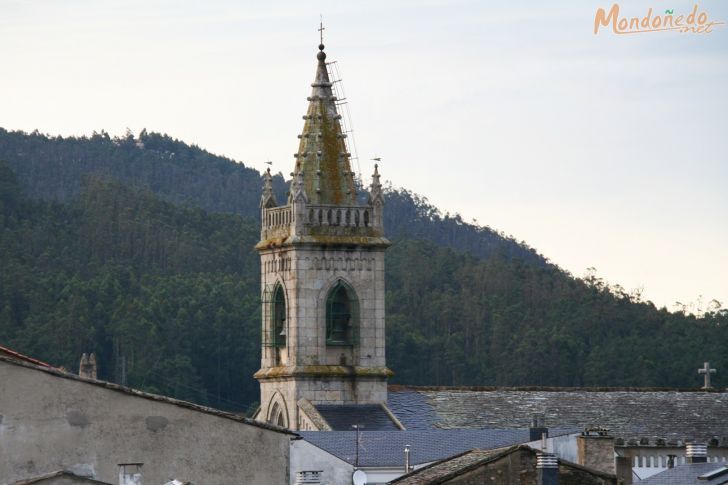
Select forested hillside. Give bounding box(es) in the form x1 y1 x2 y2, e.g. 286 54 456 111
0 167 262 410
0 128 542 264
386 240 728 388
1 130 727 413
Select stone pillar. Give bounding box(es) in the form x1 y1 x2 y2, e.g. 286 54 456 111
577 430 616 475
79 353 97 380
616 456 632 485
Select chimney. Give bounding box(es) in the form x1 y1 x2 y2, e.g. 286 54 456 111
686 443 708 463
118 463 143 485
404 445 412 473
616 456 633 485
537 452 559 485
530 414 549 442
577 428 616 475
79 352 98 379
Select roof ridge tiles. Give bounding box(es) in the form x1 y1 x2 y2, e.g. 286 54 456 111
388 384 727 393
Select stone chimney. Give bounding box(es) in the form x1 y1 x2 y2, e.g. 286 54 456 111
686 443 708 464
577 428 615 475
79 352 98 379
537 452 559 485
615 456 633 485
118 463 142 485
530 414 549 442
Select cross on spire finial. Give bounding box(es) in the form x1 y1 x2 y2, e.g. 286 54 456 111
318 15 325 45
698 361 717 389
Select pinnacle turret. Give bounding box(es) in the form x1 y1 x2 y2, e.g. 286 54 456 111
368 164 383 205
291 169 308 204
260 168 277 208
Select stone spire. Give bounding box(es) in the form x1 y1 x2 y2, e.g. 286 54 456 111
293 43 357 206
260 168 277 208
368 164 383 205
368 163 384 229
291 168 308 204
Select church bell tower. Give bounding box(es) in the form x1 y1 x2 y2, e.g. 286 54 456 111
254 42 392 431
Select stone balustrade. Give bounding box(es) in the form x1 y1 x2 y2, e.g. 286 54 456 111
261 205 294 241
306 204 374 229
264 206 293 230
261 203 383 241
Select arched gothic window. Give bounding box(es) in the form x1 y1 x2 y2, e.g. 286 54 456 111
272 284 286 347
326 281 357 345
269 401 287 427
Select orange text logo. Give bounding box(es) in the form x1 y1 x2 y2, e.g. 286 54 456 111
594 3 725 34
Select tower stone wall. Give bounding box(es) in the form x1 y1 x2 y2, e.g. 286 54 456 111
254 43 390 430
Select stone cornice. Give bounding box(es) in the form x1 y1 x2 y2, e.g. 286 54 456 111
255 235 391 251
254 365 393 380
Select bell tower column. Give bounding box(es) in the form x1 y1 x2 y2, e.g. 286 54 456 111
254 43 392 431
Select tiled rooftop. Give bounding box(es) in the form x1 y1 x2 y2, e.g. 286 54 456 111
636 463 728 484
388 447 509 484
299 428 576 467
388 386 728 442
314 404 400 431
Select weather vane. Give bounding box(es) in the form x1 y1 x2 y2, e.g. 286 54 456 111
319 15 325 44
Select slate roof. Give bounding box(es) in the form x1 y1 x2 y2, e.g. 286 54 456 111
636 463 728 484
314 404 401 431
389 447 507 484
298 427 576 467
390 445 616 485
388 386 728 442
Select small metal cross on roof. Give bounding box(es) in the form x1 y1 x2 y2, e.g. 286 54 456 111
698 361 717 389
319 15 325 44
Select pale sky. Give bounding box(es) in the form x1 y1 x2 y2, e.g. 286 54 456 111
1 0 726 311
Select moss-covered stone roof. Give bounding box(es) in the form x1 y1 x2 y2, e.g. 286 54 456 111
292 44 357 206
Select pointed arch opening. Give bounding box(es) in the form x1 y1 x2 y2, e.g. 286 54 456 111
326 280 359 346
267 394 289 428
272 283 287 347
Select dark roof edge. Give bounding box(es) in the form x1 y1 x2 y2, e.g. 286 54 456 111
0 344 55 368
381 402 407 430
10 470 111 485
298 398 332 431
0 355 297 436
390 445 618 484
389 445 516 484
389 384 727 393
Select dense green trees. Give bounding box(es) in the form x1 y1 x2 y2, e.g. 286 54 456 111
0 128 542 264
1 129 726 414
0 171 263 411
385 239 728 388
